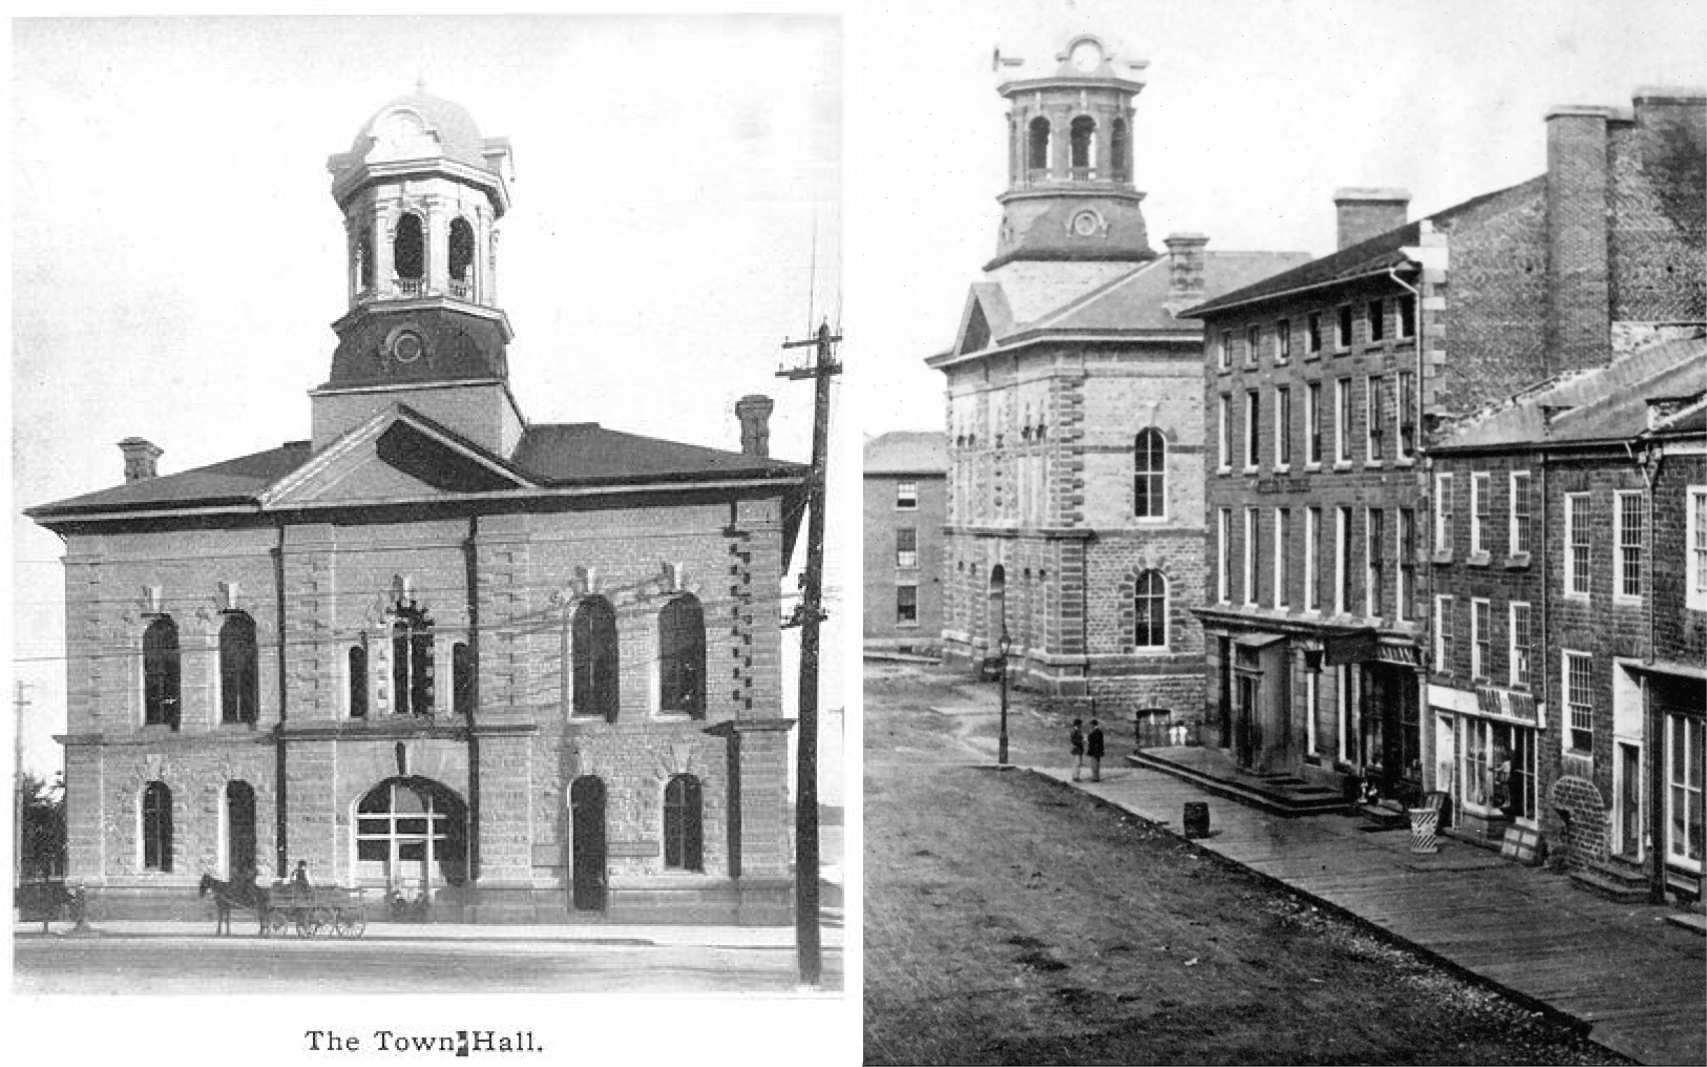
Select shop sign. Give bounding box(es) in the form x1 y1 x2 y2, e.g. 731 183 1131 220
1476 685 1543 727
1324 630 1377 665
1377 642 1421 666
1256 476 1312 494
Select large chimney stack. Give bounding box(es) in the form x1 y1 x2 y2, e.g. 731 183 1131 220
1164 232 1209 313
1333 187 1410 250
1544 104 1616 377
119 437 163 482
735 395 774 457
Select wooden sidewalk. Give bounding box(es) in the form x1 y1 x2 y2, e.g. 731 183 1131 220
1032 763 1707 1066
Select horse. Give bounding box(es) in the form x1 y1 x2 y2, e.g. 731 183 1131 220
199 872 269 936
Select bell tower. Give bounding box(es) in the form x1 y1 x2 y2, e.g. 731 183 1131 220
311 85 525 456
987 34 1155 285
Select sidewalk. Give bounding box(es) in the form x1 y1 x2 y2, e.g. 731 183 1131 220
1029 761 1705 1067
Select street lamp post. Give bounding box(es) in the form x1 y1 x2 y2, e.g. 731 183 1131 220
997 630 1012 766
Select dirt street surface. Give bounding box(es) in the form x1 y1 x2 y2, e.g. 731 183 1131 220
864 661 1630 1066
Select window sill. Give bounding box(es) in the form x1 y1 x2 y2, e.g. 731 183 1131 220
1394 456 1416 467
1364 459 1385 469
1466 553 1491 568
895 621 920 630
1304 351 1322 363
1432 550 1454 565
1333 461 1353 472
1613 595 1644 607
1305 462 1322 473
1272 465 1291 475
1504 553 1531 570
1243 466 1260 476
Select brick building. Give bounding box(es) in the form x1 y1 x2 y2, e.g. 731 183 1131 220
28 90 807 924
925 32 1306 716
1185 87 1705 810
1432 334 1705 900
863 431 948 654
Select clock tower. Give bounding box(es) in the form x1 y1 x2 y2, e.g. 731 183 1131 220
987 34 1155 289
312 86 523 455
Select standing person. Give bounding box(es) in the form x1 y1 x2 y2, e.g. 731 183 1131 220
291 860 311 891
1087 719 1105 782
1070 718 1086 781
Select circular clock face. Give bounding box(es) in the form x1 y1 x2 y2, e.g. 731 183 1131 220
1070 39 1103 73
390 329 424 363
1072 211 1100 236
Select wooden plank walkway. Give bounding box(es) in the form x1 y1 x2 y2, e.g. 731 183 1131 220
1032 763 1706 1066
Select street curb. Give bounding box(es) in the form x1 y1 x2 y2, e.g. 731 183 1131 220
1016 767 1617 1053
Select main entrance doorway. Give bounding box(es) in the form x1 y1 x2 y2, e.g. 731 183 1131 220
354 777 467 901
570 776 608 912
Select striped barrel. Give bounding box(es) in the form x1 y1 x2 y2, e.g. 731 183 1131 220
1408 808 1440 854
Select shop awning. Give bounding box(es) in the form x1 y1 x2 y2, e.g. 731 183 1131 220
1233 632 1288 650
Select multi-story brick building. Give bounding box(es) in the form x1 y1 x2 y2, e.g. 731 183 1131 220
28 89 807 925
1185 87 1705 809
863 432 947 654
926 32 1306 717
1432 334 1705 900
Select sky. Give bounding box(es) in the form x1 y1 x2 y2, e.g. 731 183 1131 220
853 0 1707 436
9 14 845 782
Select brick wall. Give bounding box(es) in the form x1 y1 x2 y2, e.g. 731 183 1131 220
863 472 947 647
1653 452 1707 664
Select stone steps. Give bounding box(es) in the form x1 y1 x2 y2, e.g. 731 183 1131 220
1569 862 1655 904
1128 750 1350 817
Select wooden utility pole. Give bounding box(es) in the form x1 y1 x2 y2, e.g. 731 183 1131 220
14 681 31 883
778 319 841 987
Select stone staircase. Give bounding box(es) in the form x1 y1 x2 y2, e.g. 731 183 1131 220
1569 860 1656 904
1128 748 1349 817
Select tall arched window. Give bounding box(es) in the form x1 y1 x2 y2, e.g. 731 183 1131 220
452 641 473 717
663 774 704 871
1134 428 1167 519
354 777 467 890
225 781 256 877
142 617 181 729
659 595 705 718
394 212 425 287
391 602 434 716
1070 116 1096 175
219 612 258 724
573 597 619 721
142 781 173 872
448 218 475 296
1111 118 1130 181
1136 571 1168 648
348 643 369 719
1027 117 1051 174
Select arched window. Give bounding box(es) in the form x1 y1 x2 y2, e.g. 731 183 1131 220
225 781 256 878
394 212 425 286
663 774 704 871
1111 118 1130 181
448 218 475 296
452 641 473 717
573 597 619 721
142 617 180 729
142 781 173 872
659 595 705 718
354 777 467 890
1136 571 1168 648
219 612 258 724
356 229 375 293
391 602 434 716
1070 116 1096 175
348 643 369 719
1027 117 1050 174
1134 429 1166 519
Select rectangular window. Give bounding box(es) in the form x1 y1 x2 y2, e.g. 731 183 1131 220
1367 299 1385 343
895 527 918 569
1471 598 1491 681
896 480 918 509
1397 371 1416 459
1218 330 1232 370
1337 665 1353 762
1335 506 1351 615
1692 488 1707 611
1566 492 1591 596
1398 508 1417 620
1434 473 1454 554
1616 491 1644 599
1366 375 1385 461
1510 602 1532 688
1307 311 1322 355
1275 507 1291 609
1306 381 1322 466
1275 386 1292 469
1335 379 1351 463
1218 508 1231 604
1245 390 1260 470
1565 651 1593 753
1367 509 1384 619
1666 714 1703 868
896 585 918 625
1244 508 1260 607
1276 319 1292 363
1305 668 1320 756
1436 596 1454 674
1335 305 1353 350
1246 324 1261 366
1398 292 1416 338
1218 395 1232 472
1471 473 1490 556
1305 507 1322 612
1510 471 1532 556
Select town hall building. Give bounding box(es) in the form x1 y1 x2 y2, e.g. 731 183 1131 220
29 89 807 924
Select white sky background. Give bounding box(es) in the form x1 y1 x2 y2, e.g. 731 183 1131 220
854 0 1707 437
9 15 845 782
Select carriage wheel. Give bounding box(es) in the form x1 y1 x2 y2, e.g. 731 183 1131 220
334 909 367 939
295 907 323 938
266 908 289 936
313 906 337 937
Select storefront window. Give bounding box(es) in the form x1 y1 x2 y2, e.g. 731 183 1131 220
1669 714 1703 871
1458 718 1537 823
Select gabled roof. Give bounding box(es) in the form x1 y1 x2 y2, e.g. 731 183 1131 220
864 431 948 476
511 423 803 485
1029 251 1313 334
1184 176 1546 318
26 441 315 516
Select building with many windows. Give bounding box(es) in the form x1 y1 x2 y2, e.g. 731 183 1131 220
863 432 948 654
926 32 1306 716
28 89 807 924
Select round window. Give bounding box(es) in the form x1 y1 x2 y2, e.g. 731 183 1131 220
1072 211 1100 236
391 330 424 363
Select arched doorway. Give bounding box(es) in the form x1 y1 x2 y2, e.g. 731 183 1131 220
353 777 467 900
225 781 256 877
570 777 607 912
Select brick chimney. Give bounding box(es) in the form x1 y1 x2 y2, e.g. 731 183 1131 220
1163 232 1209 312
119 437 163 482
734 395 774 457
1333 188 1410 250
1544 105 1617 377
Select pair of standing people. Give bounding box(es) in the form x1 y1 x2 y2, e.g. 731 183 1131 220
1069 718 1104 782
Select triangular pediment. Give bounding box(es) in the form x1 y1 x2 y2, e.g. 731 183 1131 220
953 283 1014 356
260 406 534 508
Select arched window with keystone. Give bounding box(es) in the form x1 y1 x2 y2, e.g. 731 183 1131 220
142 616 181 729
658 594 706 718
219 611 258 724
1134 428 1167 519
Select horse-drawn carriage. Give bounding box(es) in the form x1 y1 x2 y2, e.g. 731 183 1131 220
200 873 367 938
